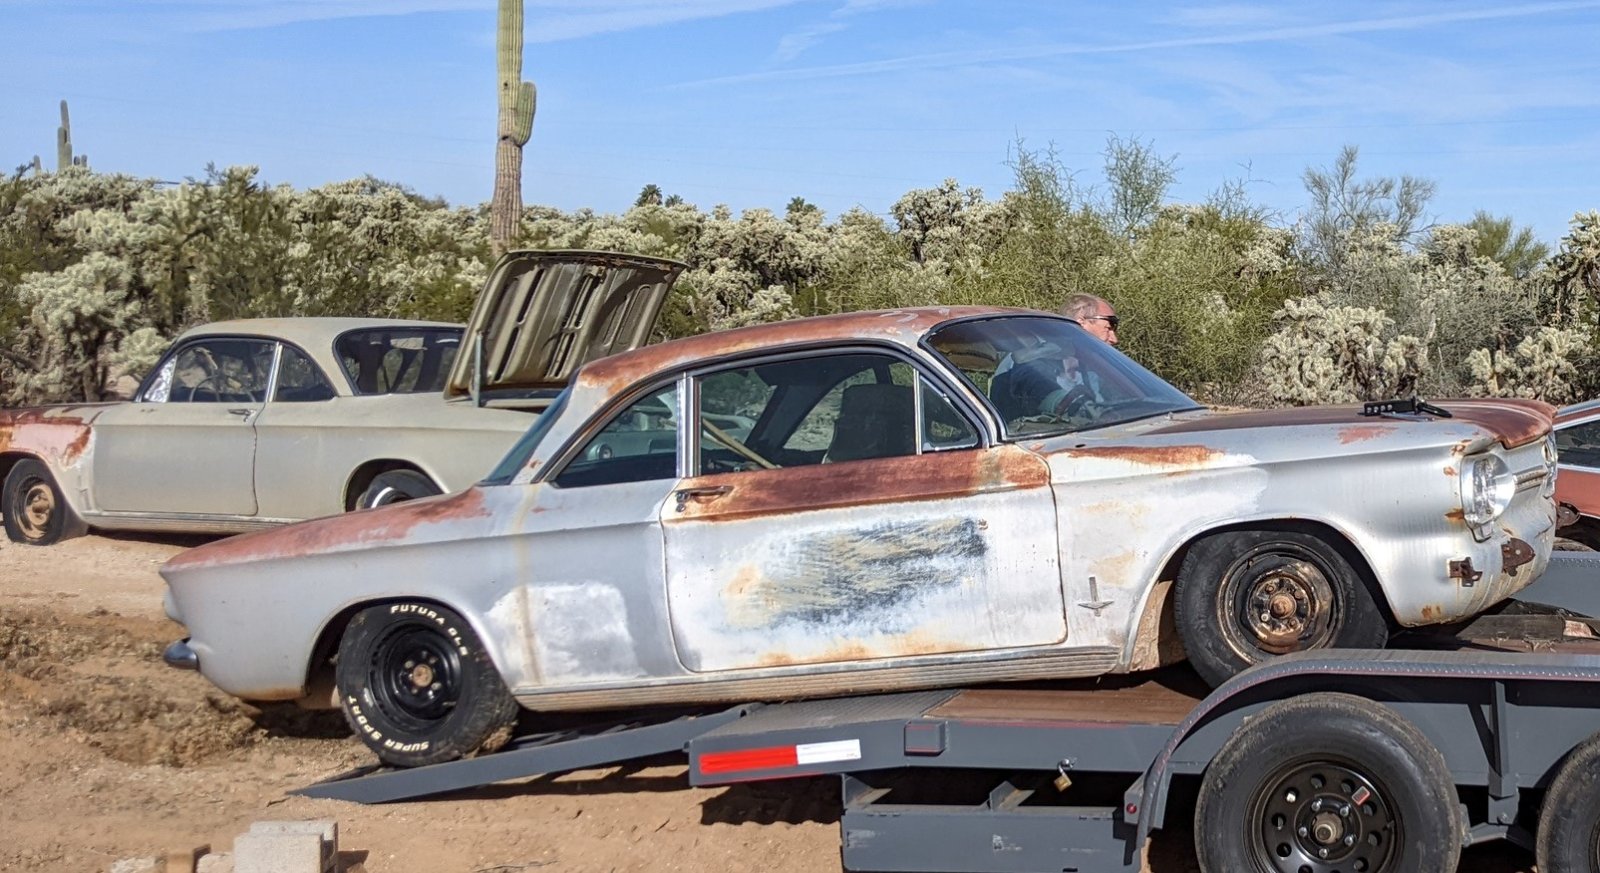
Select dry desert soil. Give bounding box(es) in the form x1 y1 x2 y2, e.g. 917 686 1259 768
0 531 1540 872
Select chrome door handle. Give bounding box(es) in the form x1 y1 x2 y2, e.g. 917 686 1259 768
674 484 733 512
227 408 254 418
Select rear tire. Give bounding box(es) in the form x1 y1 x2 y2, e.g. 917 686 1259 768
1537 732 1600 872
335 601 519 767
357 469 442 510
1175 529 1389 687
1195 692 1461 873
3 459 84 545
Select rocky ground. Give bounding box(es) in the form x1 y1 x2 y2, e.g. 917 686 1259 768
0 532 1538 872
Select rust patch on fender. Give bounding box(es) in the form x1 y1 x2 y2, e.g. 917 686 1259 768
1060 444 1221 467
1420 604 1443 622
1445 508 1465 523
1338 424 1398 444
1152 400 1554 450
1127 580 1186 672
165 487 492 570
1444 466 1457 477
672 446 1049 522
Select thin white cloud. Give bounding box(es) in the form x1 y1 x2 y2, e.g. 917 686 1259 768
770 0 925 63
683 1 1600 88
110 0 807 36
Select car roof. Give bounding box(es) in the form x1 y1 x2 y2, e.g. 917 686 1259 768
575 305 1041 396
177 317 464 351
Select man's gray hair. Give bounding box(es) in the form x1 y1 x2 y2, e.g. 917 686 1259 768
1060 293 1107 322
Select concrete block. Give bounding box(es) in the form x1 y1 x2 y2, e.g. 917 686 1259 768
232 832 325 873
108 859 159 873
248 820 338 848
196 854 234 873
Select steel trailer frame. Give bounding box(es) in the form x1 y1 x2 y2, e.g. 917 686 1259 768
296 552 1600 872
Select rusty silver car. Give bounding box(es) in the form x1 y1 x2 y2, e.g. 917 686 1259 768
0 251 684 544
159 307 1559 766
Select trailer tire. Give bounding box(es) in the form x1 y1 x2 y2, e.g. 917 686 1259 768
1194 692 1461 873
1537 732 1600 872
336 601 519 768
1176 529 1388 687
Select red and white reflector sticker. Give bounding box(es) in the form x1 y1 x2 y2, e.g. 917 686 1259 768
699 739 862 775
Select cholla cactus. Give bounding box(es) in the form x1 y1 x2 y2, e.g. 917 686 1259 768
1258 296 1427 405
1466 326 1594 403
679 257 796 332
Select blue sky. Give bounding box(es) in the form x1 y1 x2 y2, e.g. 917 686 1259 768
5 1 1600 243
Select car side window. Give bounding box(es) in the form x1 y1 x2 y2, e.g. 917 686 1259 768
696 351 979 474
553 385 681 488
1558 421 1600 469
274 345 337 402
146 338 275 403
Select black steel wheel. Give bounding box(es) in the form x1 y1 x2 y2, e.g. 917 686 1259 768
336 601 519 767
1195 693 1461 873
1537 732 1600 872
357 469 443 510
3 458 83 546
1175 529 1389 687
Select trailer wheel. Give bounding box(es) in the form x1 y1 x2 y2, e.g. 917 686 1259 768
335 601 519 768
1176 529 1388 687
1537 732 1600 872
3 458 84 546
1195 692 1461 873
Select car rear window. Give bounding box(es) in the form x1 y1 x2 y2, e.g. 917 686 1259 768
336 327 462 395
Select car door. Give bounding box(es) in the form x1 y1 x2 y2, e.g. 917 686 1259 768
1556 415 1600 519
250 341 346 520
91 337 271 516
660 349 1067 674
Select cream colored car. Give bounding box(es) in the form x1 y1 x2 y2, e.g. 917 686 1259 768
0 250 684 544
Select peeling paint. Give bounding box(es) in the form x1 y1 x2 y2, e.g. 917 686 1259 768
724 518 985 629
1338 424 1399 444
165 486 492 570
1059 444 1222 467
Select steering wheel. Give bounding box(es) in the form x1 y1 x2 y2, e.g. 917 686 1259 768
1055 384 1098 419
187 373 242 403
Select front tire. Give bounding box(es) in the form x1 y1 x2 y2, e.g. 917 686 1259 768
1537 732 1600 872
1175 529 1388 687
335 602 519 767
3 459 84 545
357 469 442 510
1195 692 1462 873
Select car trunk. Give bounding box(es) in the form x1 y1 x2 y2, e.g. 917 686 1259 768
444 250 687 409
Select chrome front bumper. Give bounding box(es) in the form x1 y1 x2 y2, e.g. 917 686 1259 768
163 638 199 670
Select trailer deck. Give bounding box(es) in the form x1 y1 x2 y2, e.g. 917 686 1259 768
295 552 1600 873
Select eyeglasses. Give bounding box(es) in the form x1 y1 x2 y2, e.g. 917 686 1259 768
1083 315 1121 330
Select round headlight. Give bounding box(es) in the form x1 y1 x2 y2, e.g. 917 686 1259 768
1462 454 1515 526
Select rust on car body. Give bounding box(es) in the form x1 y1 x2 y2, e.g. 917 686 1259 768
580 306 1026 397
1502 537 1537 575
1338 425 1399 444
1057 444 1223 468
1151 400 1555 449
0 407 98 467
671 445 1050 523
164 487 492 571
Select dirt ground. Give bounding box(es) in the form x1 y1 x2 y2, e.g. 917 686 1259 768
0 533 1539 873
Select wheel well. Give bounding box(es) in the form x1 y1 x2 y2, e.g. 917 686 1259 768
1147 518 1396 625
303 596 464 701
0 452 41 505
344 460 431 511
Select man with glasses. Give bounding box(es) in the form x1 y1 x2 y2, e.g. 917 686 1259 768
1061 292 1119 347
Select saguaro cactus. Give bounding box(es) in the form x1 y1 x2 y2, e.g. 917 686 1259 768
56 100 88 171
489 0 536 257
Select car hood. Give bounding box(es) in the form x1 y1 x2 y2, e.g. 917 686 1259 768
1142 399 1555 449
444 249 687 401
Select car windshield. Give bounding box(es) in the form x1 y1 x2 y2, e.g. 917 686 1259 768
481 387 571 485
927 315 1201 438
336 327 462 395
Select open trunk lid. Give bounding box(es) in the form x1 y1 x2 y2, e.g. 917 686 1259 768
444 249 686 402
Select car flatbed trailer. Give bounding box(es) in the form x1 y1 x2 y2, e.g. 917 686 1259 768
297 552 1600 872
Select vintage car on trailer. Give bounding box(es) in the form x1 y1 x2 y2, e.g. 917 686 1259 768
159 306 1560 767
1554 398 1600 547
0 251 684 544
